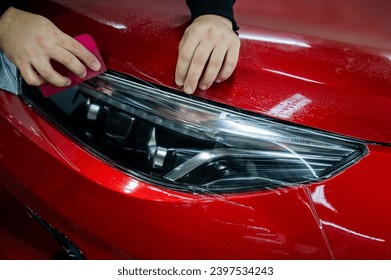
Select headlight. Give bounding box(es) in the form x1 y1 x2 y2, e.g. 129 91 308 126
23 71 367 193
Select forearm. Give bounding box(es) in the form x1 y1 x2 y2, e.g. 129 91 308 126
186 0 238 31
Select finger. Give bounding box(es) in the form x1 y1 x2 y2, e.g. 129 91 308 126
20 64 46 86
33 59 71 87
50 47 87 79
183 41 214 94
215 45 240 83
198 46 226 90
61 34 101 71
175 35 200 86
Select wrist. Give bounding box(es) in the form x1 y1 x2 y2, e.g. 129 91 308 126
194 14 233 30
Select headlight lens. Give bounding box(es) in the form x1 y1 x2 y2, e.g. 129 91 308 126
23 72 367 193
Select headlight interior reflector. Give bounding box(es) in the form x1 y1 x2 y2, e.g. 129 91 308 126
23 72 367 193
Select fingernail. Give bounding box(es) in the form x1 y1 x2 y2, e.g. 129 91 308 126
65 80 72 86
215 79 222 83
184 85 193 94
199 84 207 90
176 79 184 86
92 61 101 71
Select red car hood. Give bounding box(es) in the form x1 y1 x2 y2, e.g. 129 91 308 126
28 0 391 143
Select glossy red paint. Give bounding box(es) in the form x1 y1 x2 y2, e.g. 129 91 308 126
25 0 391 143
1 0 391 259
2 92 391 259
307 145 391 259
0 94 333 259
0 186 62 259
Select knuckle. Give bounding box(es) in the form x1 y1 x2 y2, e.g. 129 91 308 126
219 71 232 80
225 60 237 70
45 26 57 37
30 79 43 87
188 24 209 38
209 58 222 69
207 26 225 41
39 68 53 80
179 52 192 63
218 67 233 80
36 35 52 49
210 28 223 38
219 74 229 81
79 66 86 76
192 53 205 67
38 68 49 78
69 41 81 55
25 77 39 86
225 54 238 69
75 65 86 76
60 53 74 65
188 26 200 37
23 73 41 86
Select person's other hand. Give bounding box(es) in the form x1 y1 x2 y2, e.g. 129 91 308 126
0 7 101 87
175 14 240 94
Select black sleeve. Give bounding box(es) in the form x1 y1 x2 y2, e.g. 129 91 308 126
0 1 13 16
186 0 239 32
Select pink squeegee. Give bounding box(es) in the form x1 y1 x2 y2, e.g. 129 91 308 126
39 34 107 97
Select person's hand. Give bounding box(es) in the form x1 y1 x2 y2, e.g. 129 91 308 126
0 7 101 87
175 14 240 94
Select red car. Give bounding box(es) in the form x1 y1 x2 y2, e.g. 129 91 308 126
1 0 391 259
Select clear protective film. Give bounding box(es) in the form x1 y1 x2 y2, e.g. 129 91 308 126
25 71 367 194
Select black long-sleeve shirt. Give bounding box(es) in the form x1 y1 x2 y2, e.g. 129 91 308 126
0 1 12 15
1 1 238 30
186 0 238 31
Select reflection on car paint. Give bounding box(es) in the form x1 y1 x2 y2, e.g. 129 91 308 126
321 220 385 243
240 32 311 48
263 69 325 85
268 93 311 119
311 185 337 212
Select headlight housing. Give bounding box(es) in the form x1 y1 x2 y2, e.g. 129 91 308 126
22 71 367 193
